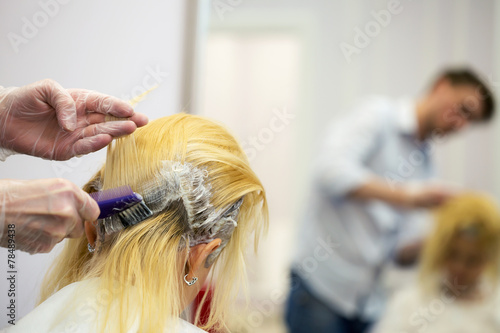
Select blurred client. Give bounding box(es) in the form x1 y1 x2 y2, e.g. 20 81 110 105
374 193 500 333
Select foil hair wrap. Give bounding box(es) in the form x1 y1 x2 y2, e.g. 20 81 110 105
94 161 243 264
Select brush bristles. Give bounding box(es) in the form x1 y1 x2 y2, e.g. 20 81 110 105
118 201 153 227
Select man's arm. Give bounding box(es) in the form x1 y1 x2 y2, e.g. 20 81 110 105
351 178 454 209
316 98 454 208
315 98 390 199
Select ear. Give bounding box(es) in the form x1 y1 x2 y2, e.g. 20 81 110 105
431 77 450 94
187 238 222 275
84 221 97 247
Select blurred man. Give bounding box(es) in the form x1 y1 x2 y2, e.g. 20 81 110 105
285 68 495 333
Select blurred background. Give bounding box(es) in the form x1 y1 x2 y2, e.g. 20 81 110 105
0 0 499 332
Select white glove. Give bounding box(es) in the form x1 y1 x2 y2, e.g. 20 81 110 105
0 79 148 160
0 178 99 254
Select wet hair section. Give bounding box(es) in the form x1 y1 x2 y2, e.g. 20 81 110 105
93 160 244 265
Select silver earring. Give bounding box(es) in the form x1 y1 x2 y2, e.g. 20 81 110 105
88 243 95 253
184 274 198 286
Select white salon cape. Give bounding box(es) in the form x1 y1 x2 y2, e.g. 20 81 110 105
372 285 500 333
1 279 206 333
292 96 434 321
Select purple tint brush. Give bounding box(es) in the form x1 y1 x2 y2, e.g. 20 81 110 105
89 185 153 229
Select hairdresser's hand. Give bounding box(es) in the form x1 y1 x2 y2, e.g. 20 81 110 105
0 178 99 254
402 185 455 208
0 79 148 161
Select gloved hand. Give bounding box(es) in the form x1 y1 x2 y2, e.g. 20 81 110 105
0 79 148 161
0 178 99 254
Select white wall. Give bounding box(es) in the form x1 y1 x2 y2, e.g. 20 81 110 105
0 0 187 325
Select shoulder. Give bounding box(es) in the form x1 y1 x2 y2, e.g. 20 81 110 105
329 95 400 131
373 285 423 333
386 285 423 311
3 279 99 332
492 288 500 318
35 278 98 311
354 95 400 117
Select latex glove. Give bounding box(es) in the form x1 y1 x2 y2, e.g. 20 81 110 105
0 178 99 254
0 79 148 161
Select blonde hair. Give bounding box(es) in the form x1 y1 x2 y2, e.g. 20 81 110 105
39 113 268 332
419 193 500 293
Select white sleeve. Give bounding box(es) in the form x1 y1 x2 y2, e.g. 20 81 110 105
315 97 392 198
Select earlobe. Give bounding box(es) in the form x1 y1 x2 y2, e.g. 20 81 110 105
84 221 97 247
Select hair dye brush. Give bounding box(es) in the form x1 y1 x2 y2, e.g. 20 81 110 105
87 88 157 233
90 185 153 229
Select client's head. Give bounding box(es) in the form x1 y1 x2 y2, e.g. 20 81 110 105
420 193 500 295
40 113 268 332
